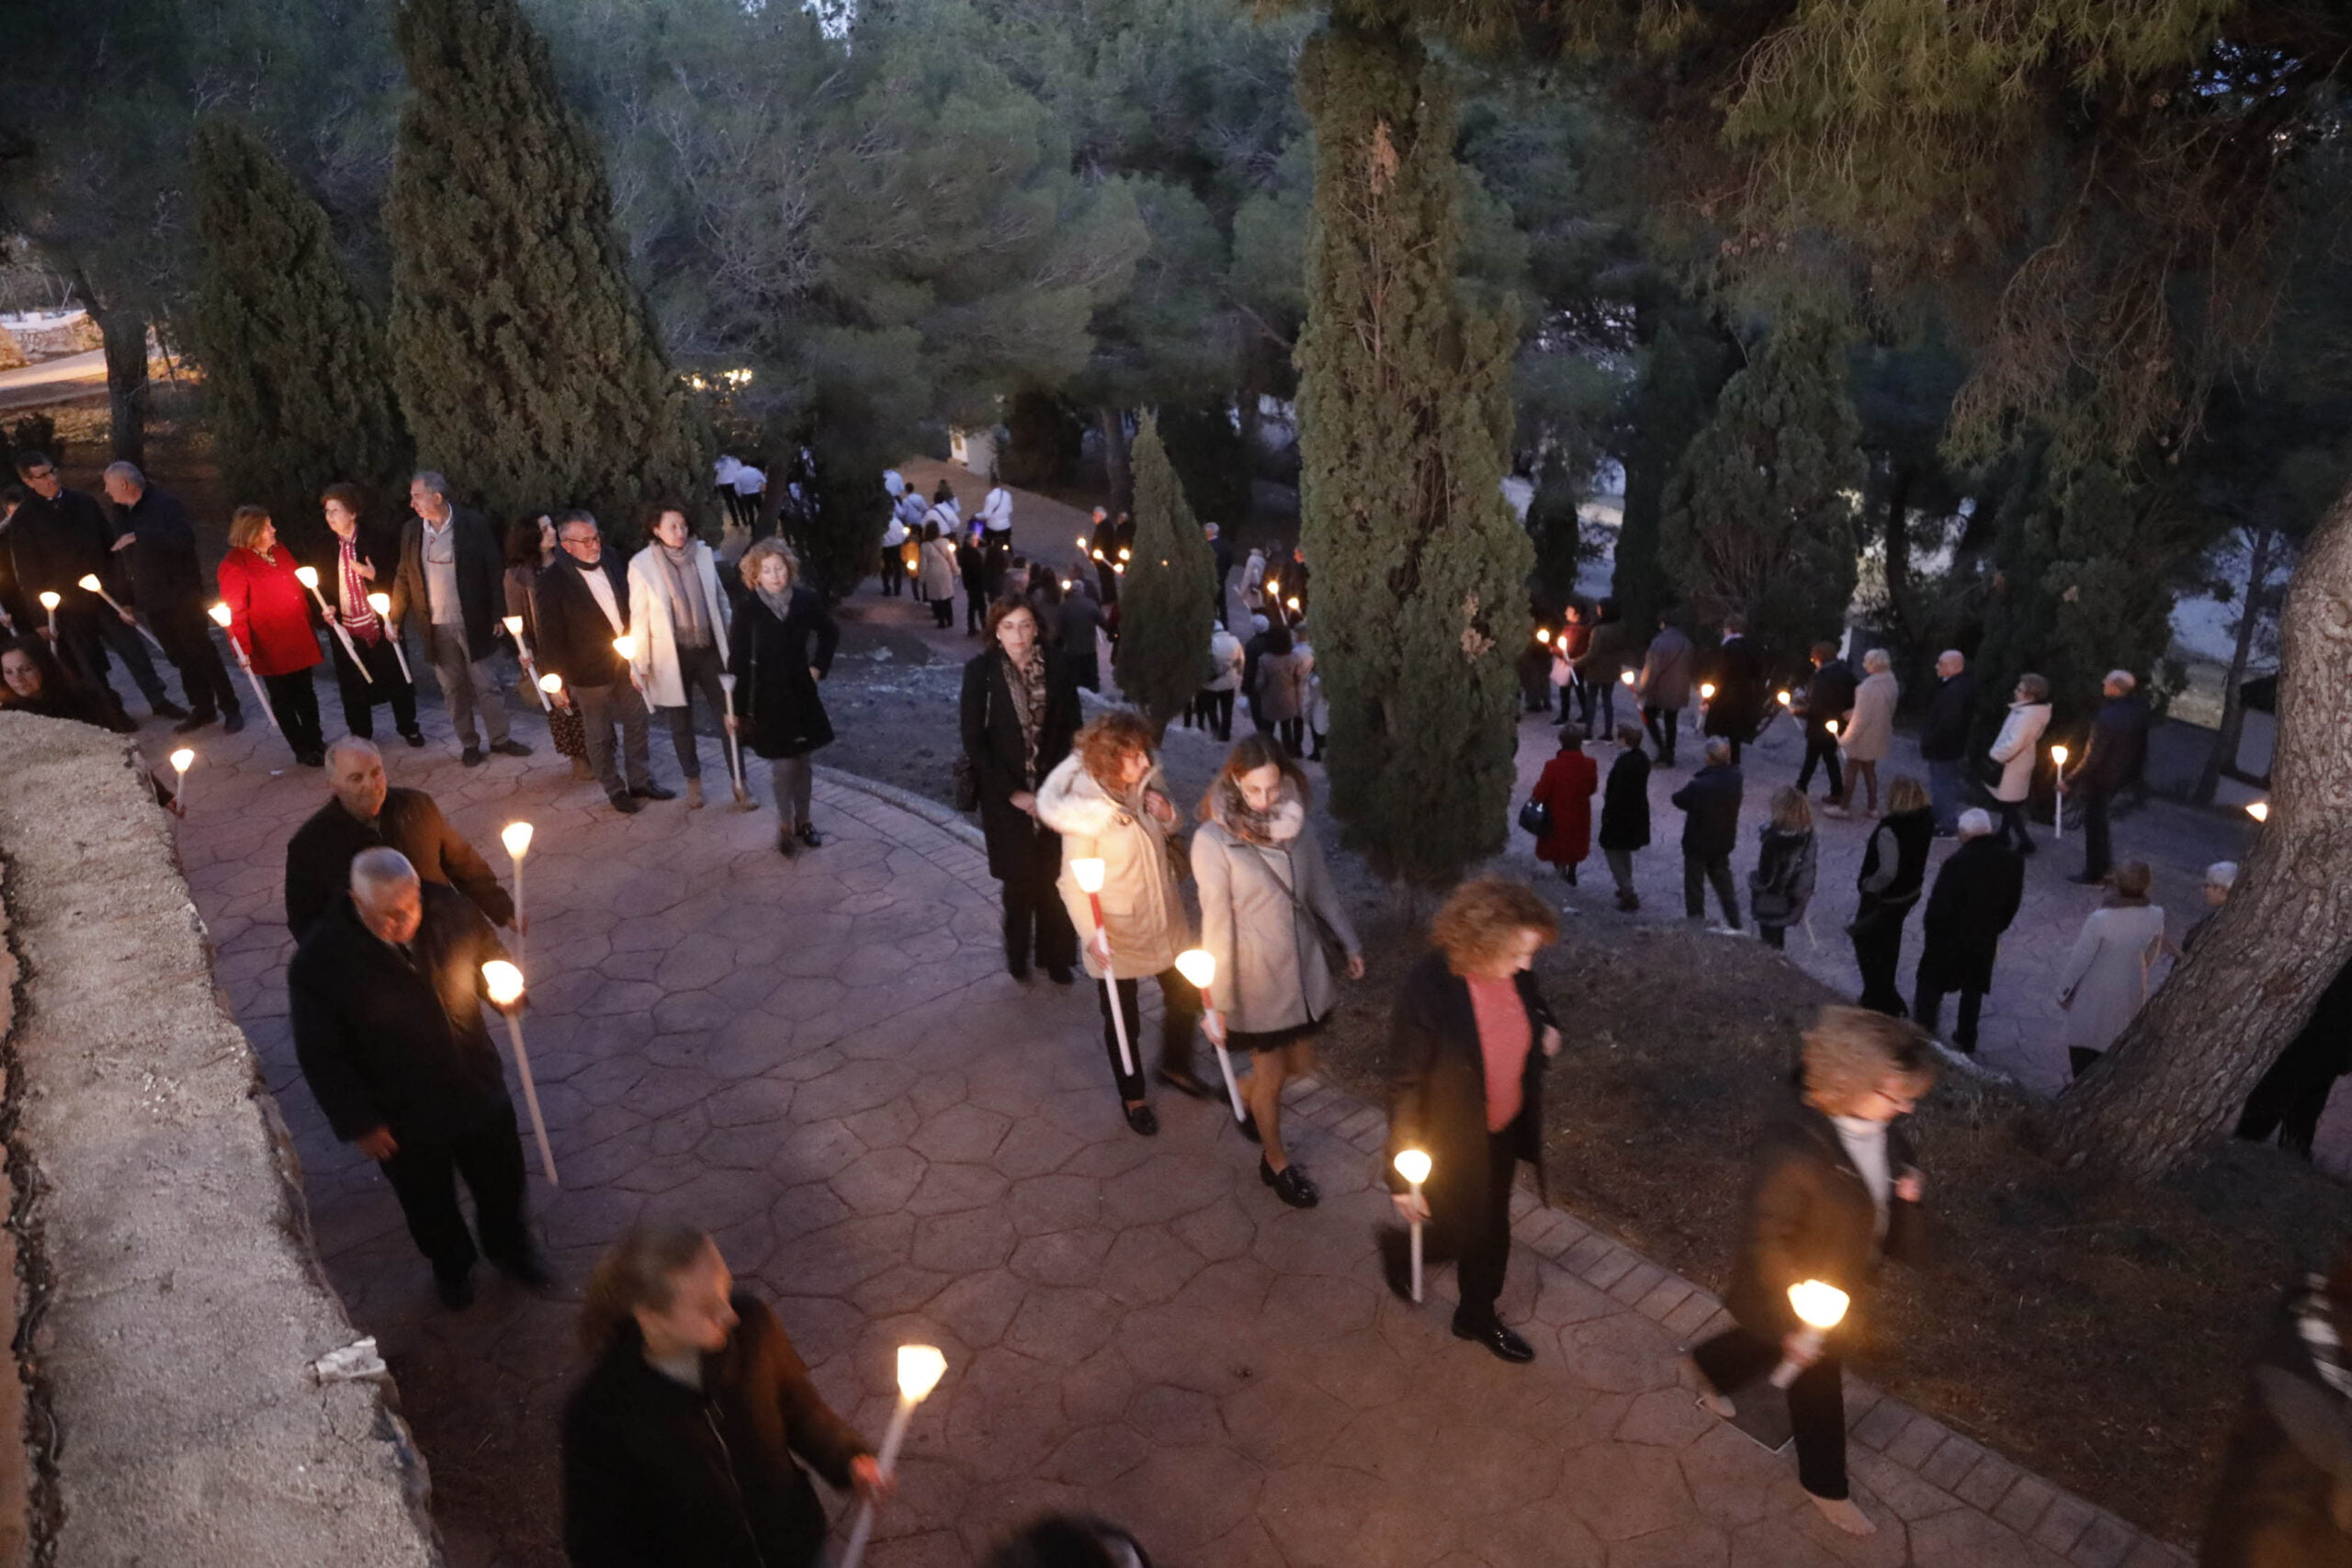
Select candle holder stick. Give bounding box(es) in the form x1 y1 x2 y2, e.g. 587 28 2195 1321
718 671 753 808
1070 858 1135 1079
365 593 413 682
481 961 558 1185
1174 949 1248 1124
294 567 370 680
838 1346 948 1568
1394 1149 1431 1303
75 574 166 653
208 603 281 732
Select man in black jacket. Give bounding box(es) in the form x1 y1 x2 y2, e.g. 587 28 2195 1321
102 461 243 733
1794 642 1855 803
1671 738 1745 928
2235 957 2352 1161
538 510 668 814
1918 649 1977 837
7 449 175 728
391 470 529 766
1703 615 1770 762
1912 810 2024 1052
284 738 515 939
288 847 546 1308
2064 669 2153 884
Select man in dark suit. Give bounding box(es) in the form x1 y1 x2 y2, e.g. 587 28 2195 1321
1795 641 1855 803
1634 609 1694 765
1671 737 1745 928
1913 809 2025 1052
391 469 529 766
2064 669 2153 885
1704 614 1769 763
1918 649 1979 837
7 449 176 728
288 846 548 1309
102 461 243 734
284 737 515 940
537 510 669 815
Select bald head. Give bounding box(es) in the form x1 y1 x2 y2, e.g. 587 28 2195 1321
350 848 422 944
326 737 388 821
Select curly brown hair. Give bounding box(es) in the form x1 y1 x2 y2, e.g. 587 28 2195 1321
1075 709 1156 791
1802 1006 1937 1116
737 536 800 592
1430 877 1560 975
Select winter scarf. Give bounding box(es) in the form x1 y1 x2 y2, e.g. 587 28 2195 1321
658 542 711 649
1212 776 1305 847
1004 647 1048 785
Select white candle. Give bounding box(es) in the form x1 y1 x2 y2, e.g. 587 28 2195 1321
1770 1280 1849 1388
1175 948 1246 1122
1394 1148 1431 1303
481 961 558 1185
838 1346 948 1568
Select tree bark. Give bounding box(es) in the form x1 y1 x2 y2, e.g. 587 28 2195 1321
1097 407 1132 510
2052 490 2352 1178
1881 458 1915 641
2193 524 2274 807
79 280 148 467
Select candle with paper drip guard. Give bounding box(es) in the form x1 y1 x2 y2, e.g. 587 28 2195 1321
75 573 165 652
481 960 558 1185
837 1346 949 1568
1174 949 1248 1124
294 564 371 678
1699 681 1716 703
1618 669 1635 687
168 747 194 815
1394 1148 1431 1303
1770 1280 1850 1388
2050 744 2070 840
38 591 59 639
1070 857 1135 1078
2247 800 2270 823
503 613 548 708
209 601 281 731
364 593 413 682
716 671 753 807
501 823 533 972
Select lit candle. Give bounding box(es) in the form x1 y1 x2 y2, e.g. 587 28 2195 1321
2051 745 2070 840
1071 858 1134 1077
613 634 637 663
208 602 280 732
1535 629 1551 646
39 591 60 638
77 573 166 652
168 747 194 816
1618 669 1635 687
1174 949 1247 1124
1394 1148 1432 1303
365 592 413 682
2247 800 2270 823
1699 682 1716 703
1825 718 1838 737
838 1346 950 1568
1286 596 1301 613
481 961 558 1185
501 822 533 971
295 564 369 677
1777 690 1792 706
1770 1280 1850 1387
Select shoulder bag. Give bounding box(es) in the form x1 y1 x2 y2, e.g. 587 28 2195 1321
1518 796 1552 839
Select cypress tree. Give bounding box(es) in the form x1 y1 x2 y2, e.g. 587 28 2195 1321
1295 14 1530 886
384 0 706 543
1113 414 1216 736
1614 310 1735 629
187 118 410 548
1658 313 1863 669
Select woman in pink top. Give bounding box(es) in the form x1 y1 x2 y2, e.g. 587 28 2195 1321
1383 878 1563 1362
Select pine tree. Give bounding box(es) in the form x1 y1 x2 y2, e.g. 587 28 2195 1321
1113 415 1216 735
1614 310 1735 629
384 0 706 545
1295 14 1530 887
187 118 410 550
1658 313 1863 670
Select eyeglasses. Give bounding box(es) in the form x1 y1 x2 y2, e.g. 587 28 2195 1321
560 532 599 546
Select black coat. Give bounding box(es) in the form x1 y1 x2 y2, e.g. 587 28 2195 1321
535 554 634 689
562 1294 871 1568
1705 635 1770 739
2080 694 2153 795
1724 1091 1925 1340
304 522 403 628
1598 748 1651 852
110 484 207 611
1918 669 1979 762
6 485 118 605
392 505 508 660
284 788 514 940
1802 660 1857 739
1384 952 1556 1236
286 886 513 1145
1856 807 1935 907
2203 1286 2352 1568
1917 835 2024 991
1672 761 1744 859
729 585 837 760
962 649 1080 882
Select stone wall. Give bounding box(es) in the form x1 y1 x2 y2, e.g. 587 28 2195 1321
0 713 440 1567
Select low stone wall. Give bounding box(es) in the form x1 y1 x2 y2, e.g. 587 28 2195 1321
0 713 439 1566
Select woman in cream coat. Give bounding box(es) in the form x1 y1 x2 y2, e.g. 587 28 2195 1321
1037 709 1209 1134
1193 736 1363 1207
1986 672 2052 854
2057 859 2171 1080
627 505 735 808
1836 649 1899 815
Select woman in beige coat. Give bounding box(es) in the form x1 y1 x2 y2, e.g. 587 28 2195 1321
1193 736 1363 1207
1836 649 1900 815
1038 709 1208 1134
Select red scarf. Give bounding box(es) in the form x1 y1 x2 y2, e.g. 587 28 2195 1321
339 536 382 644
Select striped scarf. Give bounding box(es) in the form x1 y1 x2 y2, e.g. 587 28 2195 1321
339 536 381 644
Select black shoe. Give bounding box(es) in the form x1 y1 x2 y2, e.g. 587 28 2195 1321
222 709 246 734
435 1269 476 1311
1008 959 1032 983
152 699 190 720
796 822 824 848
1236 1110 1261 1144
1157 1068 1217 1101
775 828 797 856
1262 1158 1317 1208
496 1251 553 1291
173 711 215 734
1044 964 1074 986
1125 1103 1159 1136
297 750 326 768
1453 1316 1534 1363
608 791 642 816
401 728 426 749
461 746 485 767
2015 840 2037 857
632 782 678 801
490 739 533 758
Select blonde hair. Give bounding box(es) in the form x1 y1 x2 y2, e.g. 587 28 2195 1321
1803 1006 1936 1116
738 536 800 592
228 504 274 552
1430 877 1559 975
1770 786 1814 834
1884 774 1930 816
580 1223 714 1356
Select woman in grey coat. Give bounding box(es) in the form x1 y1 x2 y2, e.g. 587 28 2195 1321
1193 735 1363 1207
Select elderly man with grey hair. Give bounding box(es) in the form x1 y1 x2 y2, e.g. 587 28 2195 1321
282 737 514 939
1913 807 2025 1053
390 470 530 767
2063 669 2153 885
288 845 546 1309
100 460 243 733
1917 649 1977 836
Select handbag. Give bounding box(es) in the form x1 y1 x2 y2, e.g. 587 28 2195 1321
1518 797 1552 839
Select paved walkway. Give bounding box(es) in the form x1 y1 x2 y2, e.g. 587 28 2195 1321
138 663 2193 1568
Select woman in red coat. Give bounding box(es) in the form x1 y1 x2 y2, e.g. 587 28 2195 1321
217 503 325 765
1531 728 1599 883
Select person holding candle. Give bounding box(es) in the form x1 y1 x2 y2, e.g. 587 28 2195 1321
391 470 530 768
964 598 1081 982
216 504 327 765
504 516 594 780
283 737 516 940
101 462 243 734
729 538 838 852
1380 877 1562 1361
1250 621 1306 752
1830 649 1898 816
1792 642 1854 805
628 502 734 810
2063 669 2153 886
7 449 171 729
1985 671 2052 853
561 1223 882 1568
288 847 548 1309
1631 607 1692 766
1038 710 1209 1134
1193 736 1363 1207
537 511 671 815
312 483 423 747
1688 1005 1935 1536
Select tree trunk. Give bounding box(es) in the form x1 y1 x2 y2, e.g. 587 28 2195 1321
80 282 148 467
2052 490 2352 1178
1881 459 1915 641
2193 524 2274 807
1098 407 1132 511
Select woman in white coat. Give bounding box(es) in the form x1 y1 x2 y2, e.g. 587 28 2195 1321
1193 737 1363 1208
2057 859 2171 1079
627 504 735 809
1986 671 2052 854
1037 709 1210 1135
1836 649 1899 815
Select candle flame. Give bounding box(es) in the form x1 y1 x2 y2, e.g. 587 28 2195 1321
1536 629 1551 645
1071 857 1106 894
1788 1280 1849 1331
1618 670 1634 686
896 1344 948 1403
1825 718 1839 736
40 592 61 610
1699 682 1716 701
501 822 534 858
209 602 232 626
1394 1148 1432 1186
613 635 638 661
2050 744 2069 767
1777 690 1792 705
76 573 101 592
503 615 524 637
168 748 194 773
481 960 525 1007
1174 948 1216 989
294 565 321 589
368 592 391 615
2247 801 2270 822
539 672 564 694
1286 596 1301 612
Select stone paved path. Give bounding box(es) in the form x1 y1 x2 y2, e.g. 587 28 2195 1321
152 657 2195 1566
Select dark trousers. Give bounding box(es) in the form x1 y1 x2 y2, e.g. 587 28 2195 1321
1914 980 1984 1052
1643 705 1679 765
1796 731 1843 799
1571 678 1598 735
658 642 726 780
1994 800 2035 854
328 630 417 739
263 668 324 757
1442 1129 1521 1326
2069 1046 2103 1079
1759 924 1787 950
152 599 242 719
966 585 988 634
1001 863 1078 974
1278 716 1305 757
1852 908 1910 1017
379 1101 529 1280
51 607 135 717
575 681 651 795
879 547 905 595
1604 847 1637 895
2236 1043 2342 1160
1691 1326 1849 1500
1683 852 1738 926
1094 967 1202 1102
932 596 955 628
2080 786 2115 881
1192 689 1234 739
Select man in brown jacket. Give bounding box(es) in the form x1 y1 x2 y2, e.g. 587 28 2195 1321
283 736 516 939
